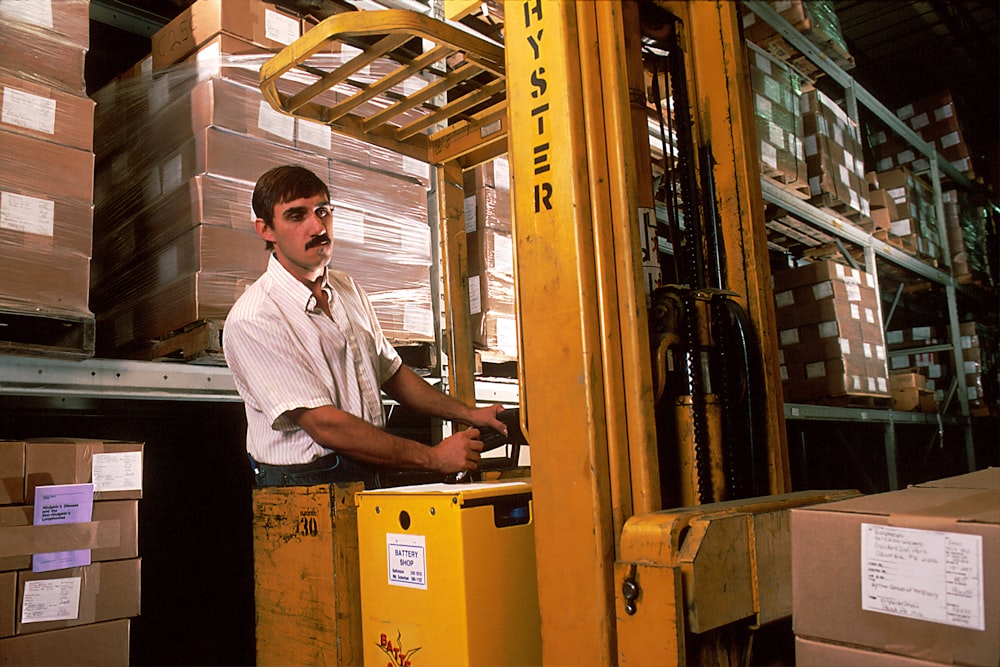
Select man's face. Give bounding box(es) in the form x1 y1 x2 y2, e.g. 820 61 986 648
256 193 333 281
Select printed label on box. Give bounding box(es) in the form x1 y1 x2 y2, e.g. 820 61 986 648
258 101 295 141
464 196 477 233
264 8 300 45
21 577 82 623
386 532 427 590
32 483 94 572
297 118 331 150
774 290 794 309
2 87 56 134
496 317 518 356
1 191 55 237
468 275 482 315
861 523 985 631
92 451 143 492
402 303 434 338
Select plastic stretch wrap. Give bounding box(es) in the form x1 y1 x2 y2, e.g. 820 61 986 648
92 52 434 351
801 89 870 219
742 0 853 73
748 42 807 188
943 190 990 278
876 166 940 262
0 0 93 319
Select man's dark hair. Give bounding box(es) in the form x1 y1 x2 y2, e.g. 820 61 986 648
253 165 331 249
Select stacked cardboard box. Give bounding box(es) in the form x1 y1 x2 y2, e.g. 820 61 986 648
90 0 435 356
0 438 143 666
800 89 870 220
464 157 516 360
741 0 854 76
792 467 999 667
868 90 976 178
747 43 808 192
774 260 889 403
943 189 991 282
887 322 991 413
0 1 94 322
873 166 940 263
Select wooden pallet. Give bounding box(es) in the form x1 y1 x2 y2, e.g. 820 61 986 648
120 319 226 365
761 169 811 201
0 306 95 360
815 393 893 410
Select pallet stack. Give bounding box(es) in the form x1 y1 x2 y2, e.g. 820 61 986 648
0 438 143 666
867 166 941 264
0 0 95 357
741 0 855 79
90 0 436 362
774 260 890 404
464 156 517 364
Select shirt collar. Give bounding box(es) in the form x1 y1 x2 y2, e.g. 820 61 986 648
266 253 332 314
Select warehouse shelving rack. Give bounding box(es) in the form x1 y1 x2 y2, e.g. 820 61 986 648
744 0 993 489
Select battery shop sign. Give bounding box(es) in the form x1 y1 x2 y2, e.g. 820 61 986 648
518 0 553 214
386 532 427 590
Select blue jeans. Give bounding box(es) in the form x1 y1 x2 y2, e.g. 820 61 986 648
249 451 381 489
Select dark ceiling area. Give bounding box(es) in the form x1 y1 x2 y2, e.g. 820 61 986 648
832 1 999 191
86 0 999 192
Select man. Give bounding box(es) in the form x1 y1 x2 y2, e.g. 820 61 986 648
225 164 506 488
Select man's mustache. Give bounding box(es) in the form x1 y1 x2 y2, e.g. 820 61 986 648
306 233 331 249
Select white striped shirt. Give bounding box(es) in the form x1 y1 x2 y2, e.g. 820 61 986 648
224 254 402 465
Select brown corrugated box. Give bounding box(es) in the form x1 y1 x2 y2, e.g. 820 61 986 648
0 22 87 94
0 243 91 317
0 75 95 152
0 190 93 259
0 442 25 506
792 469 1000 667
151 0 303 70
24 439 143 503
0 619 130 667
801 89 869 218
14 558 141 635
0 130 94 205
0 500 139 573
796 636 951 667
0 0 90 48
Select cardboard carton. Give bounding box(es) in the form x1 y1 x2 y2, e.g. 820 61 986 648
14 559 141 635
792 473 1000 666
0 75 95 152
24 439 143 503
0 442 25 506
796 636 952 666
0 619 130 666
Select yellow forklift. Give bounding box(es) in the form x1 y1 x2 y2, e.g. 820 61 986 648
254 1 854 664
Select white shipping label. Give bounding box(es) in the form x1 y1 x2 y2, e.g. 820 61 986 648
763 76 781 105
863 342 873 359
92 451 143 492
468 275 482 315
850 303 861 320
940 131 961 149
877 377 887 392
494 157 510 191
803 134 818 158
865 273 875 289
258 101 294 141
1 191 54 237
890 356 910 370
21 577 82 623
876 345 885 360
964 360 980 375
909 112 930 131
496 317 518 356
760 141 778 170
809 175 821 196
195 42 223 79
896 103 914 120
833 124 844 146
897 149 916 164
887 187 907 202
464 196 477 233
779 329 800 346
865 308 876 324
839 338 852 355
493 233 514 276
1 0 53 28
851 375 863 390
812 281 834 300
934 103 954 121
774 290 794 309
2 87 56 134
838 164 851 187
162 153 183 193
264 8 300 44
755 93 772 118
386 533 427 590
867 377 877 392
768 122 784 149
891 219 913 237
845 282 861 302
912 326 932 340
818 321 839 339
333 207 365 245
780 365 788 381
148 76 171 113
877 157 894 172
297 119 332 150
402 156 428 180
754 52 771 74
805 361 826 379
861 523 985 630
403 304 434 338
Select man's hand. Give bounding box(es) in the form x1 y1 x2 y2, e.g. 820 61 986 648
464 403 508 437
432 428 484 474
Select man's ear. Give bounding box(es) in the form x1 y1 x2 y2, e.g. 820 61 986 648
254 218 274 243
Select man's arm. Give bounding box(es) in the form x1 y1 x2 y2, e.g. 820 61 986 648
290 404 482 473
381 364 508 433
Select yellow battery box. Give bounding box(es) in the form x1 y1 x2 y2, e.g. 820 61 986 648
356 480 540 667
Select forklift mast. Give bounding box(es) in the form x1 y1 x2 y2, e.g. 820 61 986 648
258 1 822 664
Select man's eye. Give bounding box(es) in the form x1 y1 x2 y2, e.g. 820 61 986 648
315 207 332 219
